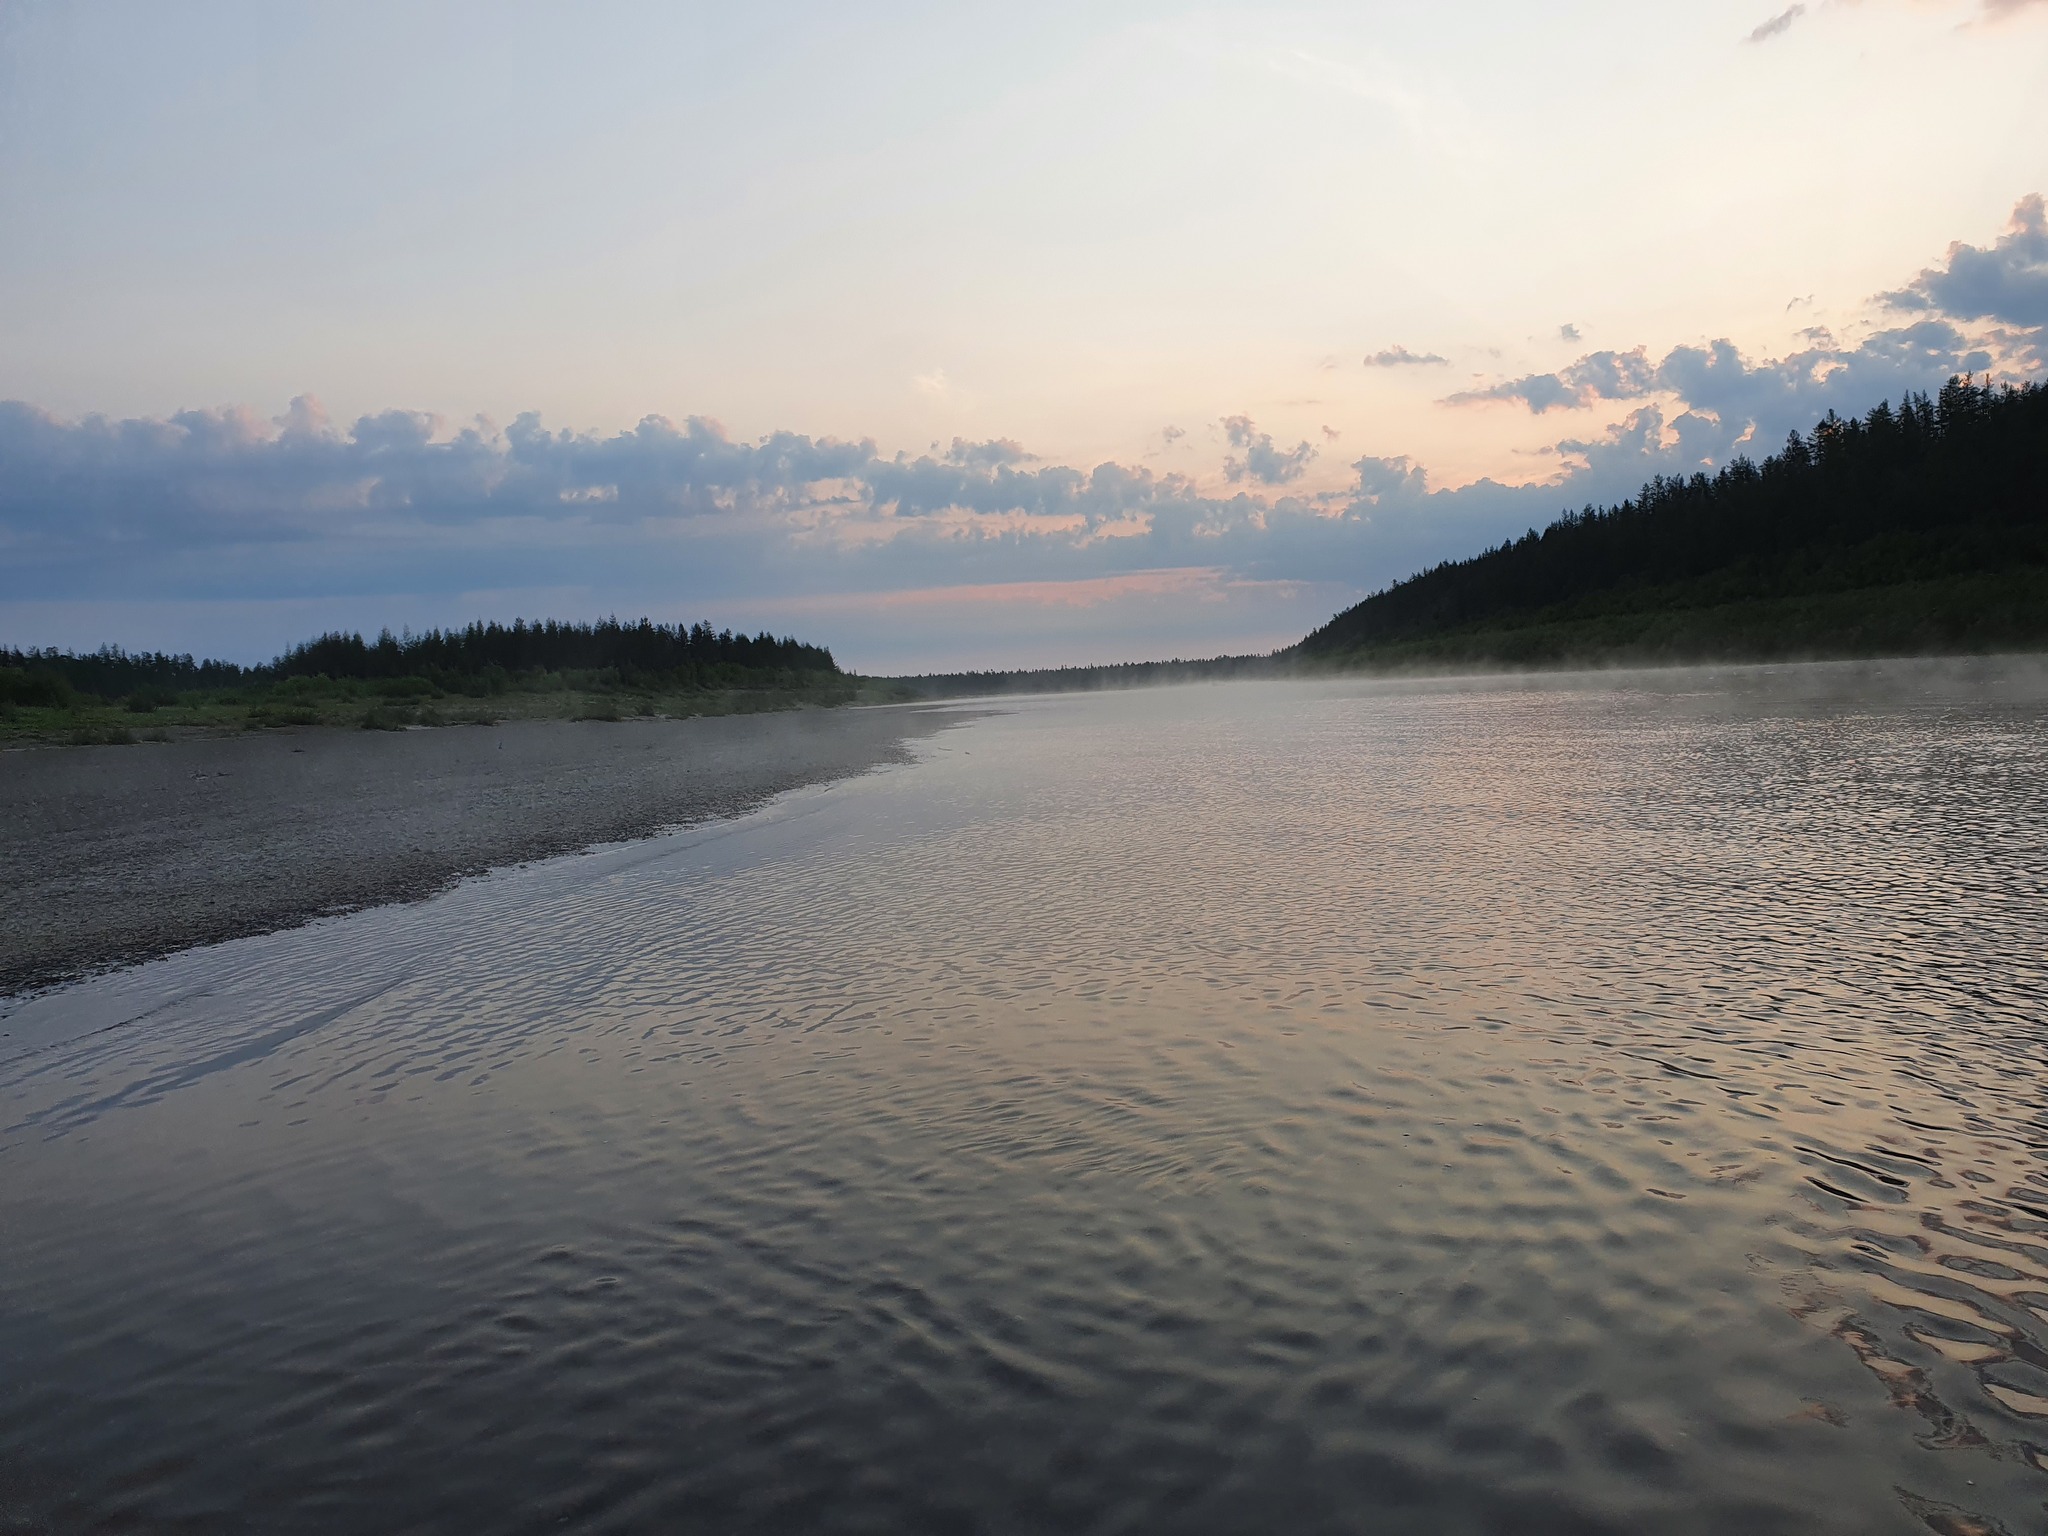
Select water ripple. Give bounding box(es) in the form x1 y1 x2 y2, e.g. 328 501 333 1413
1 664 2045 1534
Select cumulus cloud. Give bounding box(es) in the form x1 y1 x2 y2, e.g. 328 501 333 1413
1364 346 1449 367
0 397 1272 598
1446 321 1994 462
1448 348 1658 412
1220 416 1317 485
1881 192 2047 360
3 199 2043 661
945 437 1033 469
0 391 1512 643
1559 324 1581 343
1746 5 1806 43
1443 198 2048 447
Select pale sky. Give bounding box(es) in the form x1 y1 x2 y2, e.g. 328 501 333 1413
2 0 2044 670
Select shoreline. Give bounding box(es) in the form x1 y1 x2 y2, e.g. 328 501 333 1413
0 705 962 997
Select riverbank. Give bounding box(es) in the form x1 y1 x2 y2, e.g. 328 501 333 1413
0 675 867 747
0 705 959 995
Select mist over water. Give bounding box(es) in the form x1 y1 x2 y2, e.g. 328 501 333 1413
3 662 2046 1535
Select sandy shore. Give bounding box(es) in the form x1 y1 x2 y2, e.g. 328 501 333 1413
0 706 960 995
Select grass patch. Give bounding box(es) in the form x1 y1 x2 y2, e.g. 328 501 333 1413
246 703 322 728
67 724 136 746
0 670 856 747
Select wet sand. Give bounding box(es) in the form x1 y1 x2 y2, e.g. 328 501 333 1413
0 706 958 995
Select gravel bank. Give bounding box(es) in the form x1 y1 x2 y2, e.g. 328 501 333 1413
1 706 959 995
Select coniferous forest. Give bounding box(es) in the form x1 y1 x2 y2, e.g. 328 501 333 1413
1 618 846 741
1293 375 2048 667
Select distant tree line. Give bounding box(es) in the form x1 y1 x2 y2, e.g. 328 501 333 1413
1297 374 2048 660
881 653 1277 699
0 647 247 706
275 618 836 685
3 617 839 703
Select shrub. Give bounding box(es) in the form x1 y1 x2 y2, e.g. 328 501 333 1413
0 668 75 709
247 703 321 728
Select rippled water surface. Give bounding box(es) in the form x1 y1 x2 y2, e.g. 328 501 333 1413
5 664 2048 1535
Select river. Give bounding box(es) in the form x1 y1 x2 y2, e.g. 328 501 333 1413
3 662 2045 1534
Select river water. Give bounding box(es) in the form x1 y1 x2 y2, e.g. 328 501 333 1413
3 663 2046 1535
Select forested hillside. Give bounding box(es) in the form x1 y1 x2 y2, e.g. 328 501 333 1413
1295 375 2048 666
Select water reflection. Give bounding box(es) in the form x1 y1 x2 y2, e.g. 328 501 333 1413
2 662 2045 1534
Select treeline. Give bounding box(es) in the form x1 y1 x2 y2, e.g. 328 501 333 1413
3 617 840 704
275 619 837 688
0 647 247 707
881 654 1276 699
1297 374 2048 663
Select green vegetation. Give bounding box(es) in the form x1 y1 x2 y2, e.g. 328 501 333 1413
1295 375 2048 669
0 618 852 746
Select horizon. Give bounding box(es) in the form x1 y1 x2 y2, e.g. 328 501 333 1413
3 0 2046 671
10 370 2031 681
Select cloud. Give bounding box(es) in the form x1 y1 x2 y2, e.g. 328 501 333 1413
1364 345 1448 367
1746 4 1806 42
1446 321 1994 457
1443 198 2048 441
945 437 1033 469
0 392 1498 651
1559 324 1581 343
4 199 2044 668
1880 192 2047 354
1220 416 1317 485
1448 348 1658 412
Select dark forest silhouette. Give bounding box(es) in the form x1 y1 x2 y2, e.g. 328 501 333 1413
1294 374 2047 665
3 618 838 706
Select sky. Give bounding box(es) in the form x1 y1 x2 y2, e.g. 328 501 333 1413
2 0 2045 672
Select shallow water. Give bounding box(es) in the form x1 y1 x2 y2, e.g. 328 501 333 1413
3 663 2046 1535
